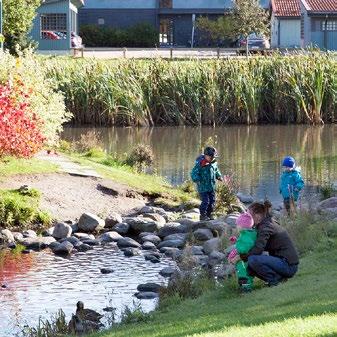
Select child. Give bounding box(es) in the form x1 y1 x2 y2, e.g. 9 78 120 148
190 146 223 221
280 156 304 215
228 212 257 292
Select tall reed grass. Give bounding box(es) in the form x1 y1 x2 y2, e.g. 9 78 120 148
42 54 337 126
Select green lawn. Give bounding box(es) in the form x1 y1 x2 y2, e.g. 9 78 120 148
89 250 337 337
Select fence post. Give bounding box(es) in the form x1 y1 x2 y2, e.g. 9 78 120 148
81 47 84 58
170 48 173 60
123 48 127 58
217 48 220 59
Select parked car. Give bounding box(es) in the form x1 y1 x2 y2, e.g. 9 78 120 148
71 32 83 48
238 33 270 51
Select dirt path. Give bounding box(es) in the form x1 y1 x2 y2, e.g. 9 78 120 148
1 173 146 221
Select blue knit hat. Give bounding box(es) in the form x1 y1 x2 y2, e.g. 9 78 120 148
282 156 296 168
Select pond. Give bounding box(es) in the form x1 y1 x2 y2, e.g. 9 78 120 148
0 246 175 337
62 125 337 205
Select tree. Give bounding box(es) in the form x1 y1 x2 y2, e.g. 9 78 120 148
2 0 41 54
231 0 269 55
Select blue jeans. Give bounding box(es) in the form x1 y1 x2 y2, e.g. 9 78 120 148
248 255 298 285
199 191 215 217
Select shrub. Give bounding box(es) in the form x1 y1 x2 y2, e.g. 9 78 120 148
319 182 336 200
75 130 102 153
125 144 154 172
0 81 45 158
179 180 196 194
80 22 158 48
120 302 151 324
215 174 239 214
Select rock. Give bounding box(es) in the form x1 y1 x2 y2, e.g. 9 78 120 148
12 232 23 242
51 241 73 255
142 241 157 250
113 223 130 235
180 211 200 220
21 237 56 250
117 237 141 248
100 268 114 274
42 227 54 237
140 234 161 245
317 197 337 210
224 213 240 227
137 283 162 292
134 291 159 299
203 238 221 255
163 233 187 242
103 307 115 312
98 231 123 243
59 236 81 245
77 243 93 252
215 264 236 279
1 229 15 243
319 207 337 219
139 206 167 218
175 218 198 229
195 255 209 267
82 239 101 246
123 247 140 257
159 267 176 277
124 217 160 233
144 252 161 260
8 242 16 249
149 256 160 263
191 245 204 255
78 213 105 233
71 223 79 233
162 247 182 259
142 213 166 226
208 251 226 266
158 223 188 238
158 239 185 249
193 228 214 241
52 222 72 240
22 230 37 238
105 212 123 228
237 192 254 204
1 284 7 289
73 233 95 241
139 232 154 238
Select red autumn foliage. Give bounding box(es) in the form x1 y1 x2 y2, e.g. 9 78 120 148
0 81 45 158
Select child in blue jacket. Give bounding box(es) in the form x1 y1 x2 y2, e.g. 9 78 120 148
280 156 304 214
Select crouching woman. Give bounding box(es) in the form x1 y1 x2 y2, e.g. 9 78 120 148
242 201 299 287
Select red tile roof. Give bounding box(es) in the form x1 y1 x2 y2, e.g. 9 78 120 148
302 0 337 12
272 0 301 17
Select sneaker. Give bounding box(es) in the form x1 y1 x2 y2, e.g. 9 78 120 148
200 215 210 221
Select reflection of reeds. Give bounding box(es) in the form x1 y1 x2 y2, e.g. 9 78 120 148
44 54 337 126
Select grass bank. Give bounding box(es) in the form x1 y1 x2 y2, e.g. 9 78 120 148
43 54 337 126
87 249 337 337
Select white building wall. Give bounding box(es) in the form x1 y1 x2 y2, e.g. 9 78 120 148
279 19 301 47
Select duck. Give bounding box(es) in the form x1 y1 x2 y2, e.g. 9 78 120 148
68 314 101 336
75 301 103 323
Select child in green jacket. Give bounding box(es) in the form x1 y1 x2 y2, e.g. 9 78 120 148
228 212 257 292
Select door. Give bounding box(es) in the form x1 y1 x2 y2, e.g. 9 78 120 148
279 20 301 47
159 18 174 46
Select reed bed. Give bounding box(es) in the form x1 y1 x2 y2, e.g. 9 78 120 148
42 54 337 126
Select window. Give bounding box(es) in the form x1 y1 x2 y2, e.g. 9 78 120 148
159 19 174 45
98 18 105 25
321 20 337 31
40 13 67 40
160 0 173 8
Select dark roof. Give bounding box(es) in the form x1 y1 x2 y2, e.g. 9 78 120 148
271 0 301 17
301 0 337 12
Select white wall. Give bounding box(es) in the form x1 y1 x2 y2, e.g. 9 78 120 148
279 19 301 47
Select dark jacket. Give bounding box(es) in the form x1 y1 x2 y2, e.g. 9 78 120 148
247 216 299 265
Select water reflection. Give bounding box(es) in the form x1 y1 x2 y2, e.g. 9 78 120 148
62 125 337 203
0 246 174 337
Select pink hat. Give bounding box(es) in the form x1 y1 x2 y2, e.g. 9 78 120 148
236 213 254 229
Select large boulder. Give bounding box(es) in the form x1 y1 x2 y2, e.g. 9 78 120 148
191 245 204 256
142 241 157 250
162 247 182 259
113 223 130 235
142 213 166 226
105 212 123 228
317 197 337 210
12 232 23 242
158 223 188 238
51 241 74 255
22 230 37 238
237 192 254 204
73 232 95 241
134 292 159 299
208 251 226 266
137 282 162 292
117 237 141 248
193 228 214 241
98 231 123 243
158 239 185 249
139 206 167 218
159 267 176 277
163 233 187 242
21 236 56 251
140 234 161 245
52 222 72 240
78 213 105 233
203 238 221 255
0 229 15 244
124 217 160 233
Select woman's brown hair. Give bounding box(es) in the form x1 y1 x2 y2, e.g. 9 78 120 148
249 200 272 216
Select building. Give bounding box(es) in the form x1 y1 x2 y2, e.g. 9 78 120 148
301 0 337 50
31 0 84 51
79 0 271 47
271 0 337 50
271 0 301 48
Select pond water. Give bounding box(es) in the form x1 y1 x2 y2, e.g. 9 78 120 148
0 246 175 337
62 125 337 205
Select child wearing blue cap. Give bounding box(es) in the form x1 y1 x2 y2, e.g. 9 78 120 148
280 156 304 214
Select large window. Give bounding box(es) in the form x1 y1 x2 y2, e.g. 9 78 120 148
160 0 173 8
40 13 67 40
160 19 174 45
321 20 337 31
